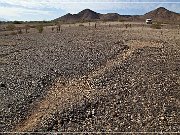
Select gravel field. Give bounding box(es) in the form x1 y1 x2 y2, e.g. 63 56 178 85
32 44 180 133
0 24 179 132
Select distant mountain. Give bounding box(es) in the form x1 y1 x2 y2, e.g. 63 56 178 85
100 13 120 21
54 7 180 23
78 9 100 20
142 7 180 22
55 9 100 22
57 13 79 22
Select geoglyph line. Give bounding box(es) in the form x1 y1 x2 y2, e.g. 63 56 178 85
14 46 136 132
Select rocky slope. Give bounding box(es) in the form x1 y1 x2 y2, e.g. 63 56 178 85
54 7 180 23
142 7 180 22
54 9 100 22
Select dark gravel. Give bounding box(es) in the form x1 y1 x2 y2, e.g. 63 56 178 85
34 45 180 132
0 27 128 132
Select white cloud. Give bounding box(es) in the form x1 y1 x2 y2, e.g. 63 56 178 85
0 0 179 20
1 0 179 10
0 6 52 20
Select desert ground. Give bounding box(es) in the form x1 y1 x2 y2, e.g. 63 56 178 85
0 22 180 132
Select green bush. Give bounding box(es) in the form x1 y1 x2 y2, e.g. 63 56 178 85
6 24 16 31
36 25 44 33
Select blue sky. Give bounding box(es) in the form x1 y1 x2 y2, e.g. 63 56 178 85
0 0 180 21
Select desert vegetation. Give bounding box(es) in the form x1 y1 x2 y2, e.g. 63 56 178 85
6 24 16 31
36 24 44 33
79 24 85 27
151 22 162 29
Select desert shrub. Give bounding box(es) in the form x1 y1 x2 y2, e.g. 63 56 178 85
6 24 16 31
56 23 61 32
151 23 162 29
17 28 23 34
36 24 44 33
80 19 86 23
25 24 30 28
102 20 107 23
54 21 58 25
10 32 17 35
79 24 84 27
30 25 36 28
25 25 30 33
155 21 164 25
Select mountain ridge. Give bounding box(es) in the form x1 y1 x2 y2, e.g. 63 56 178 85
54 7 180 23
142 7 180 22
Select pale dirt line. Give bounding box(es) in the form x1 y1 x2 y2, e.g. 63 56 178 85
15 38 159 131
14 46 136 132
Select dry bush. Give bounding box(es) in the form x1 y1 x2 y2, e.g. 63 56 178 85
18 30 22 34
79 24 84 27
151 23 162 29
10 31 17 35
25 25 30 33
6 24 16 31
17 28 23 34
36 24 44 33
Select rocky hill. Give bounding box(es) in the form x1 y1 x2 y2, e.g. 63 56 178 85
78 9 100 20
142 7 180 22
54 9 100 22
100 13 120 21
54 7 180 23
